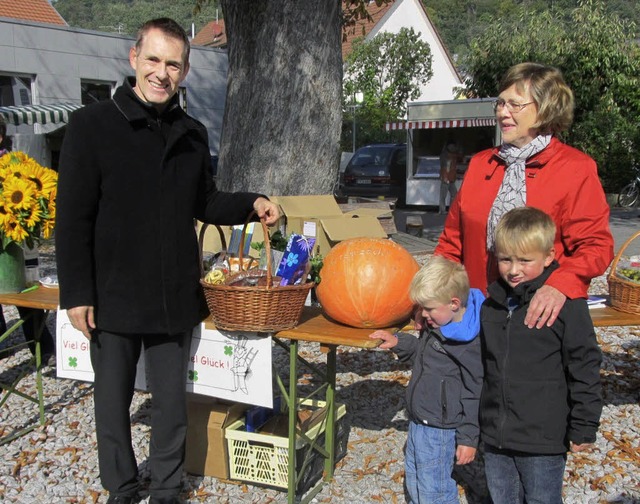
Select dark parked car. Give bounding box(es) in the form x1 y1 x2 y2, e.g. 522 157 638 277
340 143 406 205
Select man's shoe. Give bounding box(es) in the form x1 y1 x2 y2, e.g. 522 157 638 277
149 497 182 504
106 495 135 504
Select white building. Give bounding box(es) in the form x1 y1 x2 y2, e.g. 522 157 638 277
342 0 461 103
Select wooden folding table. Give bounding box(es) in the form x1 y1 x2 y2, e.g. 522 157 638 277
0 285 59 445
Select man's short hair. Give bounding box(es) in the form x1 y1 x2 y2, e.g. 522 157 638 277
499 62 574 135
494 207 556 256
135 17 190 63
410 255 470 306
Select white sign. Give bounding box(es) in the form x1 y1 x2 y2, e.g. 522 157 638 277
187 324 273 408
55 311 273 407
55 309 147 390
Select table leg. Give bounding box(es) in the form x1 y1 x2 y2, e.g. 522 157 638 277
323 344 337 481
34 310 48 425
287 339 298 504
0 309 46 445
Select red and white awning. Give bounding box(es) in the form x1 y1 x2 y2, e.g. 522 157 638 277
386 118 496 131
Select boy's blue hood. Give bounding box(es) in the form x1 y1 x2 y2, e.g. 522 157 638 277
440 288 485 342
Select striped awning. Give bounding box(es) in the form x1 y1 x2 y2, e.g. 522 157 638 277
0 103 83 126
386 118 496 131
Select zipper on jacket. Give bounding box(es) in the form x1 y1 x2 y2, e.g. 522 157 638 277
407 332 428 420
440 380 447 423
498 303 514 448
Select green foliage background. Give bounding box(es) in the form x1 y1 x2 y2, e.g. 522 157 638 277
342 27 432 151
459 0 640 192
52 0 221 36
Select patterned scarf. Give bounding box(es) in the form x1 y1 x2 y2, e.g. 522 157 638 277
486 134 552 250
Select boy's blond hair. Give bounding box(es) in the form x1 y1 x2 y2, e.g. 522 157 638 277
494 207 556 255
410 255 470 306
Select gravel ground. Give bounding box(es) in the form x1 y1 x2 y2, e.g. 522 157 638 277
0 249 639 504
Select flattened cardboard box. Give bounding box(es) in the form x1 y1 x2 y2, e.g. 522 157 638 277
185 395 247 479
272 195 387 256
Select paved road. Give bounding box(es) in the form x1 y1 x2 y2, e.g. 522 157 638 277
394 206 640 257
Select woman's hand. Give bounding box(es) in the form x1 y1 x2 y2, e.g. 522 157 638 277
525 285 567 329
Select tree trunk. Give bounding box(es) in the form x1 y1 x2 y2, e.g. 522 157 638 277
218 0 343 195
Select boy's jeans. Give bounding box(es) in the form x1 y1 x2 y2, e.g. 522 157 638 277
484 444 566 504
405 421 458 504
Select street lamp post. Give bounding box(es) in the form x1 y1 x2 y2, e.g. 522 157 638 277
351 91 364 153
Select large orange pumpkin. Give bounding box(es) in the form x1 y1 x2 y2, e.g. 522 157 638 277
316 238 419 328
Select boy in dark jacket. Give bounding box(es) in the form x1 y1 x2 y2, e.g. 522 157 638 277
370 256 485 503
481 207 602 504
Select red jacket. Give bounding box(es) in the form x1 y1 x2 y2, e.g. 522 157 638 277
435 137 614 298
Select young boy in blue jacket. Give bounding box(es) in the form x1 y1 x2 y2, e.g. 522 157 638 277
481 207 602 504
370 256 485 504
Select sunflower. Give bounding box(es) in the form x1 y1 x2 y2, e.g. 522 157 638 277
0 151 57 247
1 151 30 168
42 215 55 239
0 200 12 227
24 205 42 229
26 164 57 198
5 215 29 243
3 176 36 211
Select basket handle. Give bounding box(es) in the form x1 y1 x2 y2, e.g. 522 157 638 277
198 222 227 277
238 211 273 289
607 230 640 280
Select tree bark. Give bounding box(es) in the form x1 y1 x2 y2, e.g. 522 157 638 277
218 0 343 195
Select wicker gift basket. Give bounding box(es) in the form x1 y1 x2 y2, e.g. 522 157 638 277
199 213 314 332
607 230 640 314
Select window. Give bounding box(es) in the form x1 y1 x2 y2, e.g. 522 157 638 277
81 80 114 105
0 75 33 106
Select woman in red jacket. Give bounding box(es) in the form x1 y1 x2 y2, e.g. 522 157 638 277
435 62 614 329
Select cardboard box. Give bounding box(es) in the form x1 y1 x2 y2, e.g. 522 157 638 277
185 395 247 479
272 195 387 256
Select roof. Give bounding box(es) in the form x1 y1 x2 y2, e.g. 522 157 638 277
342 0 394 60
190 2 395 55
192 19 227 48
0 0 66 26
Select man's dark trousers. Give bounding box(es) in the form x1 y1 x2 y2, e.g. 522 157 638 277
90 329 192 499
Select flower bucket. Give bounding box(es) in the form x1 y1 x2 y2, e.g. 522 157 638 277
0 242 26 294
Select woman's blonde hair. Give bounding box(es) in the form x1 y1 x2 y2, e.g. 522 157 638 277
410 256 470 306
500 62 574 134
494 207 556 256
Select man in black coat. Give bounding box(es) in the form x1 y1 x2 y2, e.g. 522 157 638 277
55 18 279 504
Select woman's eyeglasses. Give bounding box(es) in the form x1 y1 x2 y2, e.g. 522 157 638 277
493 99 534 113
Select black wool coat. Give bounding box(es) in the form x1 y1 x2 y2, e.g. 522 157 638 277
56 79 263 335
